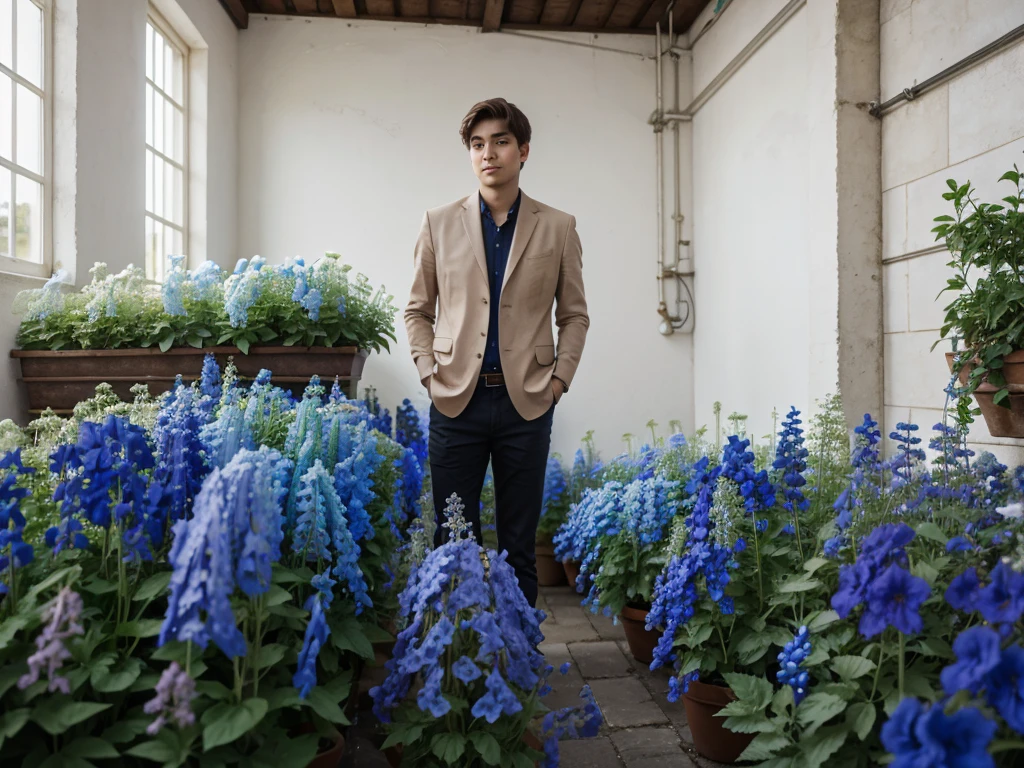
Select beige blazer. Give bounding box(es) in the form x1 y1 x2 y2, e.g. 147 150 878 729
404 190 589 421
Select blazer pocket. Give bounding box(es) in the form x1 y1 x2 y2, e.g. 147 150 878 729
527 249 554 260
433 337 453 360
535 344 555 366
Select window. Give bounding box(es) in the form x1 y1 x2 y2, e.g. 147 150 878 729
0 0 50 278
145 8 188 283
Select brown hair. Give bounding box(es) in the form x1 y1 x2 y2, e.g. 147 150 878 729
459 98 532 150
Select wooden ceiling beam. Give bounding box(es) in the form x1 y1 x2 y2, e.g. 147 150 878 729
481 0 505 30
331 0 358 16
218 0 249 28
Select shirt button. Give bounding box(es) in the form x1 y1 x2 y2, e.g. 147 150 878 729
476 353 482 359
480 331 485 336
482 298 488 304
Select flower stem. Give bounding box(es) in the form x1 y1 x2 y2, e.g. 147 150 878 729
752 526 763 612
716 624 729 667
898 632 905 700
869 642 885 702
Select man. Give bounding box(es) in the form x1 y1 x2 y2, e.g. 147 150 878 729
404 98 589 607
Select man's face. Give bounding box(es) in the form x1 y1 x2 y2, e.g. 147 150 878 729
469 118 529 189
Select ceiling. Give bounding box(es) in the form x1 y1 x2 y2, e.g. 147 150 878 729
218 0 707 36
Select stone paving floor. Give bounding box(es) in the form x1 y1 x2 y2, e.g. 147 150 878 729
537 585 728 768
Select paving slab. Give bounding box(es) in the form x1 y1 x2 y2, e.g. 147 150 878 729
588 677 669 728
548 601 598 628
539 642 592 712
556 736 624 768
542 586 586 605
610 727 697 768
588 610 628 642
540 620 598 645
689 752 731 768
569 640 634 679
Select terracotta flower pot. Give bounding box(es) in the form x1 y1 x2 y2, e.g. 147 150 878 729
618 604 662 665
563 560 581 591
293 723 346 768
946 350 1024 437
682 680 755 763
11 345 369 412
535 543 567 587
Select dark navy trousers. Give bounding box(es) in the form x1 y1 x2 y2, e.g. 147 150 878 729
429 380 555 608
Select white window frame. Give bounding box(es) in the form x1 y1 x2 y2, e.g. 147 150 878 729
0 0 53 280
145 5 189 283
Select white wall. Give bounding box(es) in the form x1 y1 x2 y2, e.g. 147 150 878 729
689 0 824 438
880 0 1024 465
237 16 695 461
0 0 239 422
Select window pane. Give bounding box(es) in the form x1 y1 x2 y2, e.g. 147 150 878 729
0 0 11 70
153 152 164 218
15 83 41 174
0 166 10 260
0 73 10 161
145 83 153 147
164 160 182 225
14 172 41 263
165 100 183 163
145 215 154 278
153 91 165 156
145 148 153 213
15 0 42 88
153 31 164 92
153 221 166 281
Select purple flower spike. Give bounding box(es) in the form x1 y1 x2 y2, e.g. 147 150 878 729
17 587 85 694
144 662 197 735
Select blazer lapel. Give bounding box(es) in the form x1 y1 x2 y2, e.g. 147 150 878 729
461 192 489 284
501 192 539 293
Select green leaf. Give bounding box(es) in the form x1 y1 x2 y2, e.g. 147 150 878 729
329 617 374 660
159 333 175 353
846 702 876 741
31 698 112 736
115 619 163 638
914 522 947 545
236 337 250 355
994 387 1011 407
723 673 773 711
0 708 31 740
264 584 293 607
722 712 779 734
92 657 143 693
800 728 849 768
253 643 288 670
249 734 321 768
39 756 95 768
305 686 351 725
795 693 848 735
803 557 829 575
196 681 234 700
431 732 467 764
101 719 150 744
807 610 840 632
830 655 876 682
737 732 790 761
777 576 822 594
125 740 178 763
62 737 120 759
133 572 172 602
202 698 268 750
468 731 502 765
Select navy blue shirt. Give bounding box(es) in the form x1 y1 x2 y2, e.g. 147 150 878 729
480 191 521 373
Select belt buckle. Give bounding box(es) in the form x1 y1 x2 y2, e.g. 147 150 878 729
483 373 503 388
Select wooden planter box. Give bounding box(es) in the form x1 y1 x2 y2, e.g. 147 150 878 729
11 346 369 412
946 350 1024 438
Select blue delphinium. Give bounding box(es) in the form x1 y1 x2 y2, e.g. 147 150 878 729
541 454 568 519
395 399 428 468
371 493 549 742
0 449 36 594
161 254 188 316
333 421 381 544
888 422 926 488
224 256 265 328
293 460 371 614
833 415 884 535
940 625 1001 696
880 698 996 768
198 354 222 415
160 447 288 657
776 625 811 704
201 385 256 470
293 594 331 698
773 407 810 522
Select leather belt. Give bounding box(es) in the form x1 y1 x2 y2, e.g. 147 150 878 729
480 372 506 387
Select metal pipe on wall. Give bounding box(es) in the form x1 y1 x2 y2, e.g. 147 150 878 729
655 20 665 312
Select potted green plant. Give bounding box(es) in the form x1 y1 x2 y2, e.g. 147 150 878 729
933 164 1024 437
535 454 569 587
11 254 397 411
